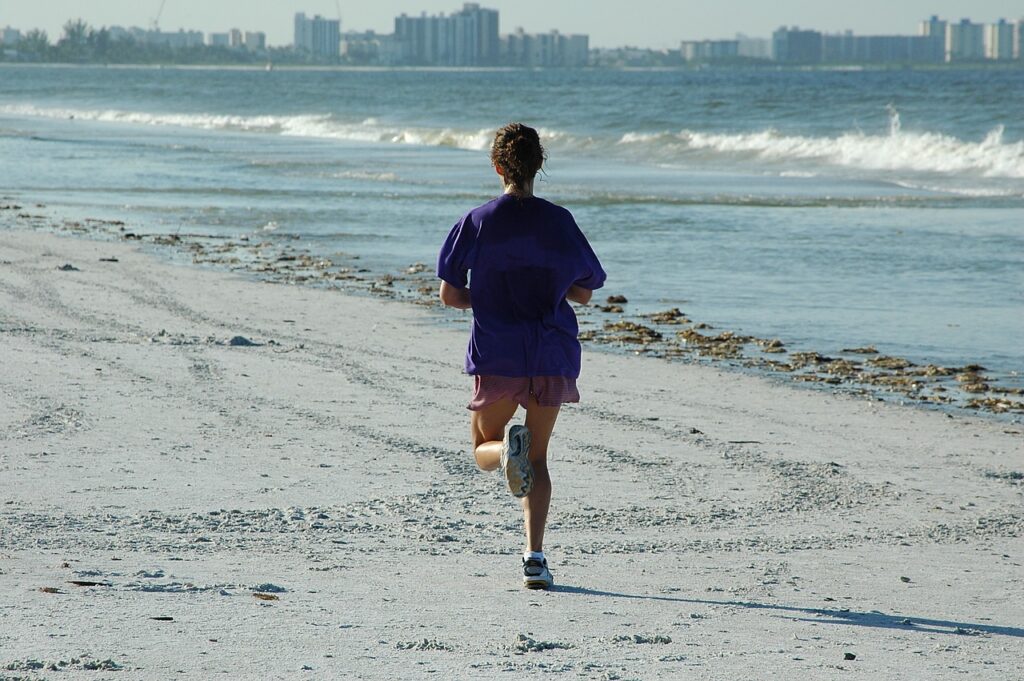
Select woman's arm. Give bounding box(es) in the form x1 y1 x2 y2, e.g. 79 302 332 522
566 284 593 305
439 280 472 309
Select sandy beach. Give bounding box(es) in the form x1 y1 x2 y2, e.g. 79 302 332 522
1 228 1022 679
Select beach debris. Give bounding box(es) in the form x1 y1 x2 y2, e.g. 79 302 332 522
395 639 453 651
759 338 786 353
3 657 124 672
677 328 749 358
253 593 279 601
67 580 110 587
867 356 914 370
954 627 984 636
228 335 261 347
406 262 428 274
99 257 119 262
38 586 62 594
135 569 166 578
900 576 911 583
606 294 628 304
824 359 861 377
598 304 624 313
644 307 690 324
150 616 174 621
912 364 956 377
788 351 833 367
604 321 662 344
967 398 1024 413
57 263 81 271
842 345 878 354
84 218 126 227
983 470 1023 484
252 582 286 593
512 633 572 653
612 634 672 644
844 652 857 660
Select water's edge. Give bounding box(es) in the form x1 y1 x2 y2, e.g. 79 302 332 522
3 196 1020 423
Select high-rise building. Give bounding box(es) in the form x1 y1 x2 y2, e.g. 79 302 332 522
984 19 1014 60
394 4 498 66
229 28 243 49
1 26 21 45
394 13 434 64
822 31 942 63
208 32 230 47
772 27 822 63
294 12 340 59
736 34 771 59
502 28 588 67
563 34 589 67
244 31 266 51
681 40 739 62
919 15 947 39
1015 18 1024 59
945 19 984 62
919 14 946 59
122 28 203 48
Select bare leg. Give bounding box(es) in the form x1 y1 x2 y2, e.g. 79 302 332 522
470 397 519 471
469 394 560 553
521 397 560 553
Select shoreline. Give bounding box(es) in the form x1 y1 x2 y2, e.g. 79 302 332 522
2 198 1020 421
2 62 1023 73
1 227 1022 678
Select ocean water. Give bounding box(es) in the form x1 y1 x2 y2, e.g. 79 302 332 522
1 65 1022 382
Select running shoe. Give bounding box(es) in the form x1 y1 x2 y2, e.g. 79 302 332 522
523 556 554 590
500 425 533 498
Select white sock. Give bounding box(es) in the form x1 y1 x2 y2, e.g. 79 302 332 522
524 550 545 562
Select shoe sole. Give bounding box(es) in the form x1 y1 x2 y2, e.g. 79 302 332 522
524 578 552 590
503 425 533 498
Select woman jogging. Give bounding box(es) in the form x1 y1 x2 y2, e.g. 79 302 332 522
436 122 606 590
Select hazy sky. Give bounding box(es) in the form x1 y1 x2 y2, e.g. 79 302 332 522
3 1 1022 48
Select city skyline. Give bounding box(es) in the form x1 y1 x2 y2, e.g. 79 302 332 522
3 0 1024 49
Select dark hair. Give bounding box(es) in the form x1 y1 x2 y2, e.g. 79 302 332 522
490 122 546 194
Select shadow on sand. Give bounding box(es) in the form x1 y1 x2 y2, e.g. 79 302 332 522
552 585 1022 638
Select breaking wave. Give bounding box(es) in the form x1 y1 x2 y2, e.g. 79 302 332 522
618 110 1024 179
4 103 1023 180
0 104 499 151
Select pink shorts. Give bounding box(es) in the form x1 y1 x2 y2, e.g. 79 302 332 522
468 375 580 411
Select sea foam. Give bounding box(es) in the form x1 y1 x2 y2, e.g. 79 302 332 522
617 114 1024 179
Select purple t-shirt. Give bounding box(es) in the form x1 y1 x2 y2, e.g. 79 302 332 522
437 194 606 378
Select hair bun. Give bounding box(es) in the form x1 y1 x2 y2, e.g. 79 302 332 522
490 122 546 194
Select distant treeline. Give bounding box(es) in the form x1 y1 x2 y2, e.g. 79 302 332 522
1 19 321 65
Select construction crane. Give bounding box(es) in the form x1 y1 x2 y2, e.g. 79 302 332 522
151 0 167 31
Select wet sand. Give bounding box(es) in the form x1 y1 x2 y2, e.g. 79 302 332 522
1 229 1022 679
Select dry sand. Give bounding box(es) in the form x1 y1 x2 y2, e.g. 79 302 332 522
0 229 1022 680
